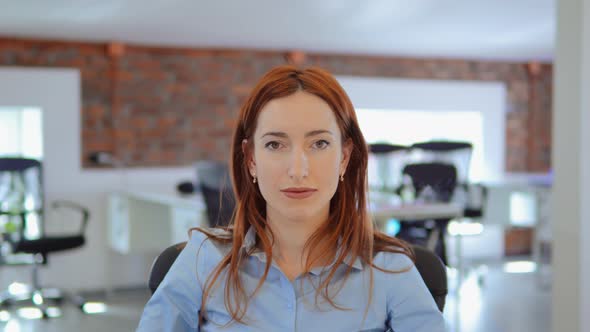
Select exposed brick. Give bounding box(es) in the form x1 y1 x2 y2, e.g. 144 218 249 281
0 37 553 171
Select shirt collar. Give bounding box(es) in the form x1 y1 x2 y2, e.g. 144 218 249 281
241 226 363 272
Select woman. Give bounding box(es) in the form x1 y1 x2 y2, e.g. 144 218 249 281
137 66 445 331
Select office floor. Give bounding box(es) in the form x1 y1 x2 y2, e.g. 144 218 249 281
444 257 551 332
0 289 147 332
0 258 551 332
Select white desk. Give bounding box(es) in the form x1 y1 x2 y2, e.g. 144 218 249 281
107 190 464 254
107 192 464 253
108 191 208 254
368 191 463 225
370 200 464 252
371 202 464 224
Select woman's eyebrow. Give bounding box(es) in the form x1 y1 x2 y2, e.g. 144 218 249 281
261 130 334 139
305 130 334 138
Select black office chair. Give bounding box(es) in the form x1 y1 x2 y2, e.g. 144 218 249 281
410 140 473 185
199 183 235 228
461 183 488 219
368 143 408 192
412 245 447 312
396 162 458 265
147 242 448 312
147 242 187 295
0 157 89 318
177 161 236 227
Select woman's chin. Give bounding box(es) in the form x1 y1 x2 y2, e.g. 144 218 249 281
282 213 312 223
277 208 317 223
267 201 329 224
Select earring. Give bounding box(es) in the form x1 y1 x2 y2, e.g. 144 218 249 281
253 175 257 183
340 173 344 182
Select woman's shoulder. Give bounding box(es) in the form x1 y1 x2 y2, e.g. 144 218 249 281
188 227 233 256
189 226 232 239
372 248 415 271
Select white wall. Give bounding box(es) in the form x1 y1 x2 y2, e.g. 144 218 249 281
0 67 197 291
552 0 590 330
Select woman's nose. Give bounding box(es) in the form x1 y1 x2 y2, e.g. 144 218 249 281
287 149 309 180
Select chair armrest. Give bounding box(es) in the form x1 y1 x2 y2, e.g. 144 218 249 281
51 200 90 234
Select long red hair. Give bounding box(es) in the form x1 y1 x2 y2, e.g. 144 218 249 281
192 65 413 325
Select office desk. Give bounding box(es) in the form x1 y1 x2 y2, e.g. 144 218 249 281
108 190 464 253
371 202 464 224
108 191 208 254
368 191 463 224
370 201 463 253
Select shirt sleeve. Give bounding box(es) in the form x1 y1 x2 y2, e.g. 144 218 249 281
385 254 447 332
136 232 207 332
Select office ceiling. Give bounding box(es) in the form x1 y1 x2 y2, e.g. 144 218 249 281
0 0 555 61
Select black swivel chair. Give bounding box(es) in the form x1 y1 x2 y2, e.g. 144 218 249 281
396 162 458 265
0 157 89 318
412 245 448 311
368 143 408 192
147 242 188 295
195 161 235 227
199 183 235 228
410 141 473 185
461 183 488 219
147 242 448 312
177 161 236 227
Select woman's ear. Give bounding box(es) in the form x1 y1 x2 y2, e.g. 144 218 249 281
242 139 256 175
340 139 353 174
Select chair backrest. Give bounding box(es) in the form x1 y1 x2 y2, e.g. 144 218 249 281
0 157 44 240
410 140 473 183
402 162 458 203
0 157 43 211
368 143 409 191
462 183 489 218
199 184 235 228
195 161 236 227
147 242 448 312
148 242 187 294
412 245 448 312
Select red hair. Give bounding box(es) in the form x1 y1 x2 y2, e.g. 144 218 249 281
192 65 413 326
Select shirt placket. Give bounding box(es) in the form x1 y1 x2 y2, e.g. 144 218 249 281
250 251 300 331
279 275 298 332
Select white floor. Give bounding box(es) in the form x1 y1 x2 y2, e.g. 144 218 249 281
0 256 551 332
444 257 551 332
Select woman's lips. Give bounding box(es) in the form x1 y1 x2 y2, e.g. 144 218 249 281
281 189 317 199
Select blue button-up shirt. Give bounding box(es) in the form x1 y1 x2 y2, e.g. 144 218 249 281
137 228 445 331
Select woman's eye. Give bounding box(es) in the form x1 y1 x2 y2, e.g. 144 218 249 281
313 140 330 149
264 141 282 150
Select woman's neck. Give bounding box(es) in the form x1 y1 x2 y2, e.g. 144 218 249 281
265 209 335 274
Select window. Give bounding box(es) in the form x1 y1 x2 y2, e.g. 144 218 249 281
336 76 506 182
357 108 484 181
0 107 43 159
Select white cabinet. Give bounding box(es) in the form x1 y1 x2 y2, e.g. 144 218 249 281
108 191 207 254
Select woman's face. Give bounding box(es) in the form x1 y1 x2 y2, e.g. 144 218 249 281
245 90 351 224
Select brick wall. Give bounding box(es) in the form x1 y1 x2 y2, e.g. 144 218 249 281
0 37 552 172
